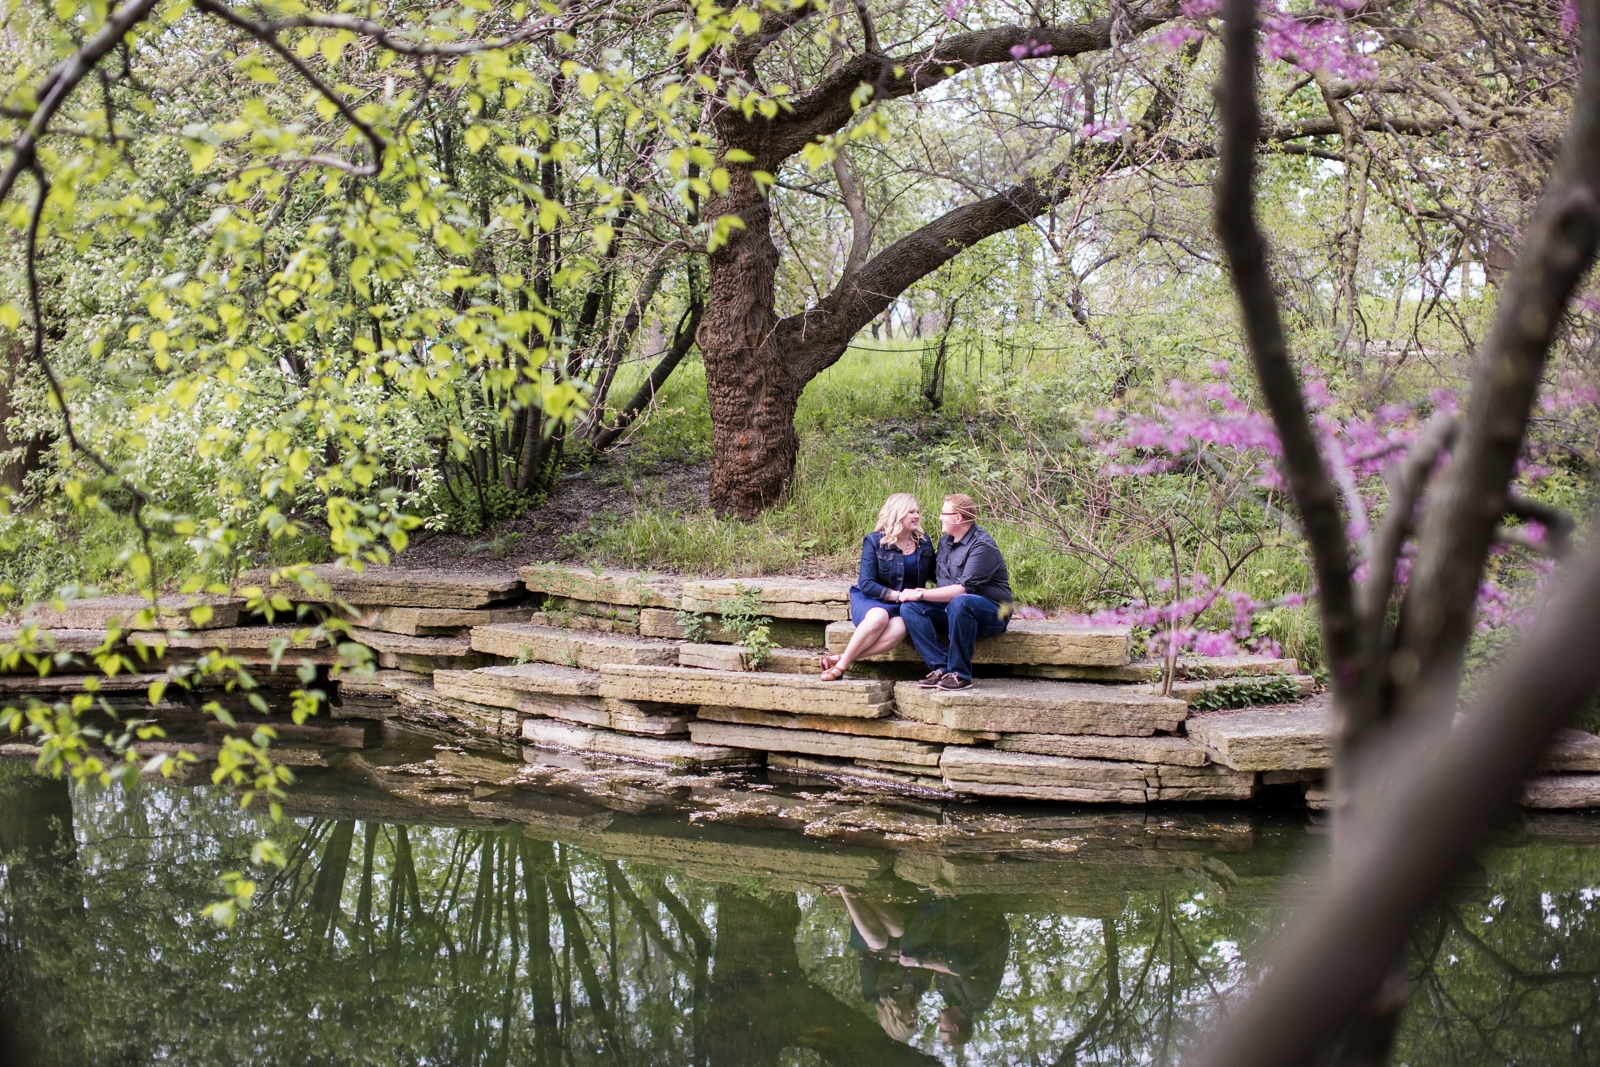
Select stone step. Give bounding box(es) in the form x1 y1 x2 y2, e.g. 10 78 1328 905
1018 654 1301 683
521 718 757 768
642 609 827 647
768 754 947 791
995 733 1209 767
1133 675 1317 707
1542 728 1600 773
518 564 682 609
940 748 1152 803
432 666 689 735
394 685 525 740
0 628 114 655
681 578 851 621
239 565 524 609
939 748 1256 803
895 678 1187 736
826 619 1133 667
695 704 992 745
25 595 245 631
1184 705 1332 771
687 721 942 766
673 643 828 674
130 626 346 666
347 605 532 636
1522 775 1600 809
599 664 893 717
350 628 483 673
469 622 680 670
532 611 638 635
436 663 603 704
544 597 642 623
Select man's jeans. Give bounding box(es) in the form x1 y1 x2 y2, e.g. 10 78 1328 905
901 595 1009 680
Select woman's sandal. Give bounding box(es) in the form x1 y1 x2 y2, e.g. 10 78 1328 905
819 664 848 681
819 654 841 672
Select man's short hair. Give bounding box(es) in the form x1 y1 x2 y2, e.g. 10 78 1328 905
942 493 977 521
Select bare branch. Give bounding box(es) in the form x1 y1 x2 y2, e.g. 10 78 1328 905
1362 413 1457 630
1213 0 1361 712
216 9 562 56
830 148 871 283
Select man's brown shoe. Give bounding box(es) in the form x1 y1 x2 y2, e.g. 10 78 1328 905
934 674 973 691
917 669 947 688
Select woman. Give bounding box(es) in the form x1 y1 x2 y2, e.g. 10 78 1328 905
820 493 934 681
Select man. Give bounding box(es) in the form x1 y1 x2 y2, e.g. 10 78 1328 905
898 494 1012 691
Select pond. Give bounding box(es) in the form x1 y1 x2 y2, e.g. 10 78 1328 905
1 729 1598 1066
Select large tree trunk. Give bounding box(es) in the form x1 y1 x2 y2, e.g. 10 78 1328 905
702 169 803 517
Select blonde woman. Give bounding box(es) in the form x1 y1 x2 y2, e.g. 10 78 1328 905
820 493 935 681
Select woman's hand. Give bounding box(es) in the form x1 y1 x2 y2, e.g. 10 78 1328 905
902 588 923 602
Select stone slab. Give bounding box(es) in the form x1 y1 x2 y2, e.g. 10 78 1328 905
521 718 757 768
436 663 603 705
1150 763 1257 801
517 565 682 608
395 687 525 739
132 626 326 651
0 628 115 654
678 641 835 673
695 704 991 745
940 748 1152 804
545 597 643 623
239 565 524 608
827 619 1133 667
348 605 532 636
470 623 680 669
687 721 942 766
680 578 851 621
641 610 827 647
1133 675 1317 706
996 732 1210 766
604 699 692 737
25 595 244 631
895 678 1187 736
1184 705 1332 771
600 664 892 717
351 628 473 658
768 754 946 790
1543 728 1600 773
1017 655 1301 683
1523 775 1600 809
532 612 640 635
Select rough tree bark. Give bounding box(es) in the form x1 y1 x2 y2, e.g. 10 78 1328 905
697 6 1181 516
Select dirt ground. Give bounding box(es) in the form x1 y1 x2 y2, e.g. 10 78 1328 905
398 455 713 572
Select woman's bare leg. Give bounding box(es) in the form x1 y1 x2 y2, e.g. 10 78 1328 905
857 617 907 659
824 608 891 678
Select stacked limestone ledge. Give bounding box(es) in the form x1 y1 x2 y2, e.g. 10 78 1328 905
11 562 1600 809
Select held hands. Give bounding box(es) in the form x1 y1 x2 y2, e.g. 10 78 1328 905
900 588 924 602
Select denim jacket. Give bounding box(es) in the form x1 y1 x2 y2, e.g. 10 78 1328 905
856 531 936 601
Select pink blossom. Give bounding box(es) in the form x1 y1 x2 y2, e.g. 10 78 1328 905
1009 38 1052 60
942 0 970 18
1561 0 1581 35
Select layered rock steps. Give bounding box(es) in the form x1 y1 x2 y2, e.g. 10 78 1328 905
826 619 1133 666
895 677 1188 736
599 664 894 717
470 622 680 670
239 565 525 608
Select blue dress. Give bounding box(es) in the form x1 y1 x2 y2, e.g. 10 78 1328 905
848 532 934 625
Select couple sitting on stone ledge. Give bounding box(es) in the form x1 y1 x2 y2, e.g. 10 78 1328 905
819 492 1013 691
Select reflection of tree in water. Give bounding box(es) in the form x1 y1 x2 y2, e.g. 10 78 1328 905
2 775 1600 1065
1395 843 1600 1066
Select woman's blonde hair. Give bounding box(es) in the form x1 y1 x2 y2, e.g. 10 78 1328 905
873 493 924 544
875 982 921 1042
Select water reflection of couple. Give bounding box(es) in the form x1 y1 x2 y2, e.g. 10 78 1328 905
836 888 1011 1048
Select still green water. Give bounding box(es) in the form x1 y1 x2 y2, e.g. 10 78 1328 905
1 732 1598 1066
